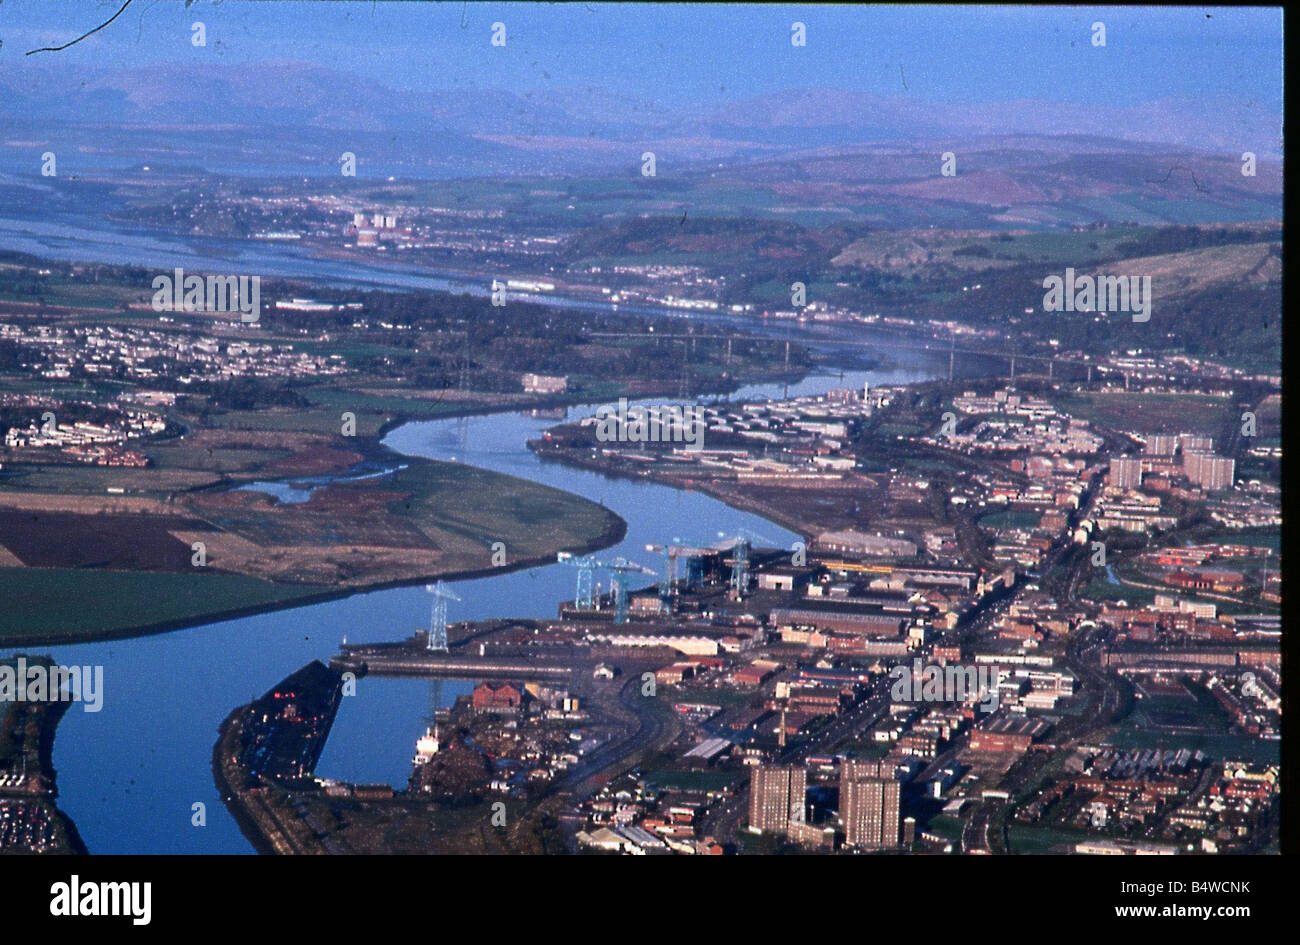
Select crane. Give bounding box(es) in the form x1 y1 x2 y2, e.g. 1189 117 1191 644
557 551 599 611
557 551 654 622
603 556 657 624
715 528 775 598
644 538 724 610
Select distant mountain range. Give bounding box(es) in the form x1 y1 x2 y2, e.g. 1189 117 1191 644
695 87 1281 157
0 61 1283 177
0 61 1280 229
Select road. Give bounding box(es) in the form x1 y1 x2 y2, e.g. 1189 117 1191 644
559 669 683 799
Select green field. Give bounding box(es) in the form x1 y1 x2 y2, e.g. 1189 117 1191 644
642 768 739 794
385 459 621 560
924 814 963 844
1056 391 1234 436
1099 725 1279 764
1081 572 1157 607
978 509 1041 530
1006 823 1089 854
842 740 893 761
0 568 318 641
0 460 623 643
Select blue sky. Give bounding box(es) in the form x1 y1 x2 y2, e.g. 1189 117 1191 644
0 2 1284 109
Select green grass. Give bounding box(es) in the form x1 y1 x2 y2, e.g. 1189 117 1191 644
978 510 1041 530
842 740 893 761
1006 823 1088 854
924 814 963 843
0 460 622 642
204 404 391 436
642 768 739 794
304 386 468 419
1080 572 1157 606
0 568 318 640
1056 392 1234 436
0 462 224 495
1099 726 1279 764
387 460 620 561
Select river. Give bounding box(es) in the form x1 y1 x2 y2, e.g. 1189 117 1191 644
3 207 963 852
0 207 1006 364
37 362 955 853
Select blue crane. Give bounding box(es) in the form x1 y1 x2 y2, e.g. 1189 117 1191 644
558 551 655 623
715 528 775 598
604 556 658 624
557 551 599 610
645 538 724 610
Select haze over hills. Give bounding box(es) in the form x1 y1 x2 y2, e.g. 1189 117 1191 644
0 61 1283 173
695 88 1281 156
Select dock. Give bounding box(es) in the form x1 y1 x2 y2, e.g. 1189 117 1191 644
331 643 574 679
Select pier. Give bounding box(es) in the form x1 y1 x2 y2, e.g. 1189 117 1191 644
331 643 574 679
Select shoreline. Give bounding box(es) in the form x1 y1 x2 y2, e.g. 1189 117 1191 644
0 661 90 854
211 703 285 856
1 362 816 650
529 442 819 538
0 511 626 650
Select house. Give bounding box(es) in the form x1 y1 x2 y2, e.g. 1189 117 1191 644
655 662 697 686
472 682 523 713
576 827 627 852
757 565 816 592
521 373 568 394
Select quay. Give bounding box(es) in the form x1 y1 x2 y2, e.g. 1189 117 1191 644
331 643 574 679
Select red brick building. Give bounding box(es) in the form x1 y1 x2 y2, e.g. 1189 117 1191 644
472 682 523 710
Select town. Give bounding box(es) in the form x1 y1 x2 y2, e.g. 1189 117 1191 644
211 366 1279 855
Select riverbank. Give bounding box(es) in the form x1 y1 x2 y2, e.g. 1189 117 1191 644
529 440 833 539
0 657 89 854
212 704 283 856
211 661 346 855
0 504 626 649
1 348 821 649
0 345 814 647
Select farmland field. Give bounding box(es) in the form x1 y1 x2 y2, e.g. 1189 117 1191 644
0 459 623 643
